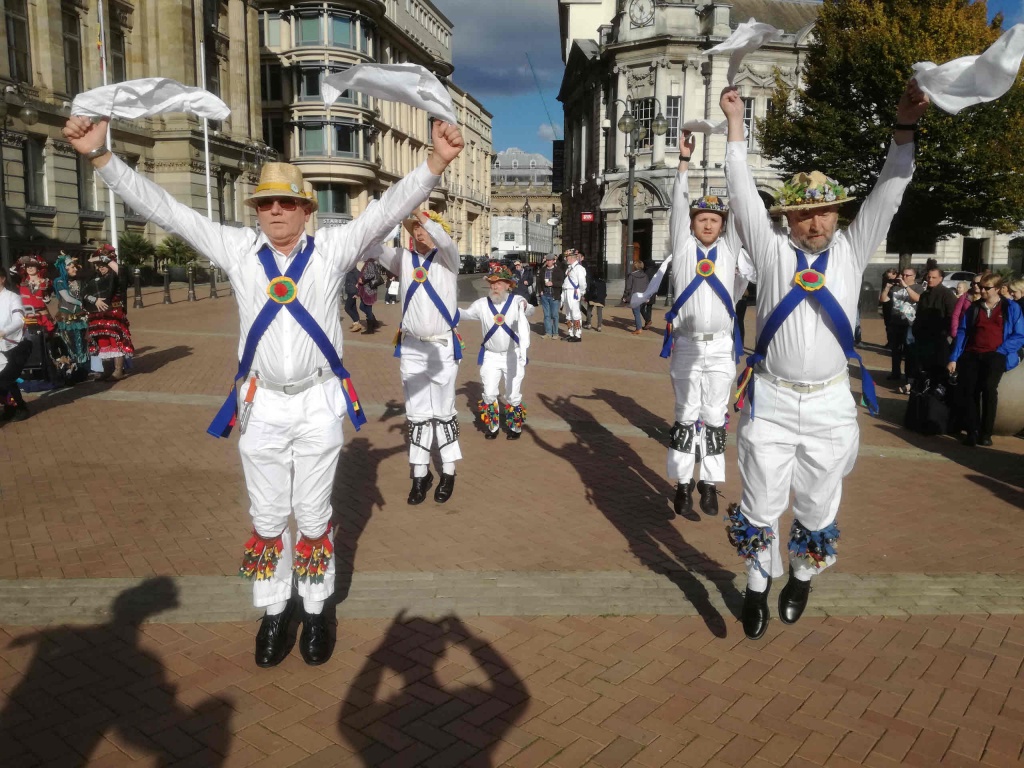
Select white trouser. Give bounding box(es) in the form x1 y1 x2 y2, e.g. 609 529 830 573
238 377 345 608
737 374 859 590
562 289 582 336
480 348 526 409
667 334 734 485
400 336 462 465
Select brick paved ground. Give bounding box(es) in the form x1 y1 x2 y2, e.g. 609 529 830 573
1 284 1022 766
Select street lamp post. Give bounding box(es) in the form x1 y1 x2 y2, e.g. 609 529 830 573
0 90 41 273
613 97 669 273
521 198 531 260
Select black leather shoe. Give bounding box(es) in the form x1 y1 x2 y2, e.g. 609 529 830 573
408 472 434 505
299 611 332 665
742 578 771 640
696 481 720 516
434 473 456 503
963 432 979 447
979 436 993 447
778 567 811 625
484 428 499 440
8 406 30 422
673 480 695 517
255 601 294 668
506 429 521 440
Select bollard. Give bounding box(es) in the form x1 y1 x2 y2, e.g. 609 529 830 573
163 270 172 304
209 265 219 299
187 264 197 302
132 267 144 309
225 268 233 297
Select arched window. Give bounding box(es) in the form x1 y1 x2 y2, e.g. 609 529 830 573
511 160 519 169
529 159 536 169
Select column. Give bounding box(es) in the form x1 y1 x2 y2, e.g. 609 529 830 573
615 64 628 171
652 59 669 167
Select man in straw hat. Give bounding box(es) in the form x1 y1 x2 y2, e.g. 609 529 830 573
562 249 587 342
62 114 464 667
659 130 747 520
461 263 534 440
721 79 929 640
370 209 463 504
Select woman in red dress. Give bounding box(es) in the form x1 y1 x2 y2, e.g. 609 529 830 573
84 244 134 380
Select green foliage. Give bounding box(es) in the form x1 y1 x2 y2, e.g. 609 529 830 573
115 231 156 268
155 235 198 269
758 0 1024 251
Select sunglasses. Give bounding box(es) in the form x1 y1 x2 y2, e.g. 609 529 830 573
980 285 996 291
971 282 982 287
254 197 300 212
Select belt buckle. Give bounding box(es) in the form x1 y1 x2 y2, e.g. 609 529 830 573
791 382 812 394
281 382 298 396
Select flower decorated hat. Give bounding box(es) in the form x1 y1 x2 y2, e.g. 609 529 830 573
404 210 452 237
770 171 854 215
244 162 318 211
89 243 118 264
690 195 728 218
485 263 516 284
17 254 46 269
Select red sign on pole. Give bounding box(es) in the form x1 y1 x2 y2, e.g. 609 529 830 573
580 211 595 223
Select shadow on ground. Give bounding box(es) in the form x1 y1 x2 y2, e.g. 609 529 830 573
338 612 528 767
0 577 232 767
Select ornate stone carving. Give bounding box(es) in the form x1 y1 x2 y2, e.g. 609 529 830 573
627 69 654 90
1 132 26 149
616 181 655 209
52 140 77 157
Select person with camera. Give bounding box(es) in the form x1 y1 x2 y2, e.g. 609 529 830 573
880 266 923 389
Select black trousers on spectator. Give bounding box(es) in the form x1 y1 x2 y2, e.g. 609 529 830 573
735 297 749 347
887 322 910 377
344 294 360 324
0 339 32 408
958 350 1005 439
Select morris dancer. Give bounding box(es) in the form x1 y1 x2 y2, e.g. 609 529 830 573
659 130 745 518
63 114 463 666
722 81 928 640
375 211 463 505
462 264 533 440
562 249 587 342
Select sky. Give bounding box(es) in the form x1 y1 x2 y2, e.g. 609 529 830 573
433 0 1024 162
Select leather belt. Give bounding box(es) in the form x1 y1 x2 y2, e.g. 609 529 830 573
254 368 332 396
754 367 848 394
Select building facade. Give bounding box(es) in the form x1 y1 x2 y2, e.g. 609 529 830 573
256 0 493 256
557 0 1019 281
491 147 562 259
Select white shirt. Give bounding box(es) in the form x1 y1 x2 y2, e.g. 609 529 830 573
726 139 914 383
669 168 744 335
376 218 459 339
97 154 438 384
562 262 587 297
461 292 532 357
0 287 26 357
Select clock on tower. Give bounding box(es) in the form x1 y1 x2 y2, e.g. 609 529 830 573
628 0 654 28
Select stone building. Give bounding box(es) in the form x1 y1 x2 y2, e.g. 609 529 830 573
0 0 493 271
491 147 562 259
558 0 1019 281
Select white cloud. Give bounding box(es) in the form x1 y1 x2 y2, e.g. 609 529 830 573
537 123 563 141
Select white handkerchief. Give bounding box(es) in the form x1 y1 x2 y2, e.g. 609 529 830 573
703 18 784 85
323 63 458 125
71 78 230 120
680 118 728 135
912 24 1024 115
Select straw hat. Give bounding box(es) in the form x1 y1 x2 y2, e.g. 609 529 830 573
404 210 452 237
769 171 854 215
244 162 318 211
690 195 728 217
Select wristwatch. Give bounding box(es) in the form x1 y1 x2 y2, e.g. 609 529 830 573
85 146 110 160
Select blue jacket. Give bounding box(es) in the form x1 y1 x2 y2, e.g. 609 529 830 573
950 297 1024 372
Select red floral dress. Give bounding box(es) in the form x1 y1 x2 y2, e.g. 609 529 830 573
19 278 55 333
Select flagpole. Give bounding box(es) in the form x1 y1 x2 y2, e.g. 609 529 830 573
97 0 118 251
197 33 214 219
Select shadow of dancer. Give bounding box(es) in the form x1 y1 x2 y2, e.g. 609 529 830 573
0 577 233 767
457 379 486 435
339 613 528 767
531 392 742 637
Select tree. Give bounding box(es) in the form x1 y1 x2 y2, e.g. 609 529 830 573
116 231 156 268
155 235 197 272
758 0 1024 252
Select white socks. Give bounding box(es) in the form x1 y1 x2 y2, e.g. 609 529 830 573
265 598 324 615
412 463 429 478
442 461 456 475
265 600 288 616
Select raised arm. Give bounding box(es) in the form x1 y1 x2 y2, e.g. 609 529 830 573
62 117 253 272
421 218 460 272
631 256 671 308
721 88 776 271
670 132 696 253
373 244 401 275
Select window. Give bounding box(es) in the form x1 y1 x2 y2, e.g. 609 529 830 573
23 137 46 206
665 95 681 148
630 98 654 150
743 97 755 150
262 115 285 155
63 9 82 97
109 27 127 83
261 63 282 101
511 160 518 169
331 15 353 48
6 0 30 84
299 125 325 156
360 22 373 54
205 50 220 98
503 232 515 242
260 12 281 47
529 159 536 169
297 14 322 46
535 214 541 223
298 68 322 101
77 155 97 211
316 184 350 214
334 124 358 157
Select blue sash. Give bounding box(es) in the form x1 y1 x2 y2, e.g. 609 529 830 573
567 271 580 300
393 248 462 361
659 245 743 361
477 295 520 364
734 249 877 418
207 238 366 438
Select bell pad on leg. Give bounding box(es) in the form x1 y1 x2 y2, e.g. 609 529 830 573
436 415 460 448
704 423 727 457
669 421 696 453
478 400 500 431
407 419 433 451
504 402 526 430
240 530 284 581
788 519 840 570
294 527 333 584
725 505 775 562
